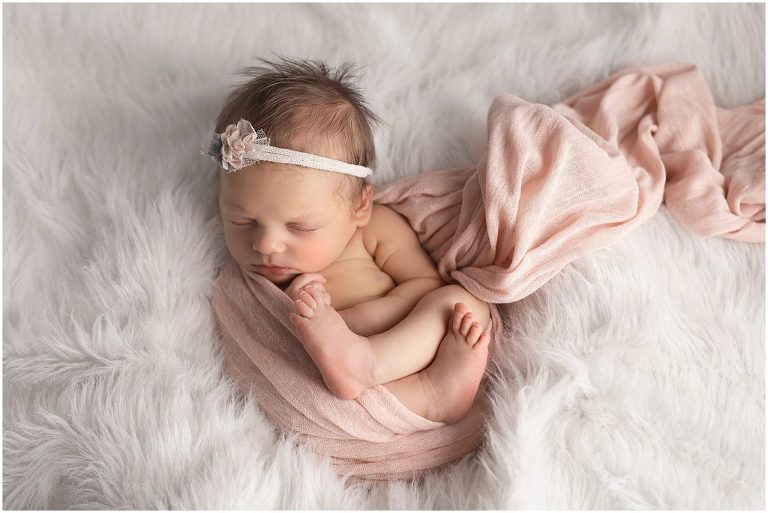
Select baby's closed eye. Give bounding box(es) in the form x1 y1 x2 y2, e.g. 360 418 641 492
287 224 321 233
229 219 255 227
228 218 320 233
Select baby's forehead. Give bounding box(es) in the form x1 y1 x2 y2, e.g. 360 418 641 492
220 165 351 210
223 161 340 185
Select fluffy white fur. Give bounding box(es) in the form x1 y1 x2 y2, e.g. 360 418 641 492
3 3 764 509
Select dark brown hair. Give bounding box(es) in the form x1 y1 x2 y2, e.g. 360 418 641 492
215 57 379 201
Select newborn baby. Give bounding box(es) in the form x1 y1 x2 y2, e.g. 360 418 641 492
212 58 491 423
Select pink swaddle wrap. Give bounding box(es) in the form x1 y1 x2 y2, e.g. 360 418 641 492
212 63 764 481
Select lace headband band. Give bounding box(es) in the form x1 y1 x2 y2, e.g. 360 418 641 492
203 119 373 178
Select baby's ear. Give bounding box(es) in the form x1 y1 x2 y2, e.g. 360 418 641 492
352 183 374 227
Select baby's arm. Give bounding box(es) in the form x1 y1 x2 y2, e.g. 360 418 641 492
339 205 444 335
289 203 491 404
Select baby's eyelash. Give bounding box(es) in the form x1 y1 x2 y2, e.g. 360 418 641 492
288 225 319 233
229 219 318 233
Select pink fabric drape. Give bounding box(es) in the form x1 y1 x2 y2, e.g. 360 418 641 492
376 63 764 303
213 63 764 481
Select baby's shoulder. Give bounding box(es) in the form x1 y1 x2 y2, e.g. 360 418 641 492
362 203 419 256
368 203 405 227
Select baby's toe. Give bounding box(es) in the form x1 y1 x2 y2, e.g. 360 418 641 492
452 302 470 334
459 312 476 337
474 331 491 350
453 302 470 316
466 321 483 345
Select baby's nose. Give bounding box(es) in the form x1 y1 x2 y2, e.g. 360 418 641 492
252 230 285 254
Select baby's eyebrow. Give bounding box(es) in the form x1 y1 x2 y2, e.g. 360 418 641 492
222 201 246 212
223 204 322 223
286 214 323 223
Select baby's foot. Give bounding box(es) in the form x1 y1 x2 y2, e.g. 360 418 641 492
289 283 376 400
420 302 491 424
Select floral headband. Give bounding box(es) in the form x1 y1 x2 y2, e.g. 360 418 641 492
204 119 373 178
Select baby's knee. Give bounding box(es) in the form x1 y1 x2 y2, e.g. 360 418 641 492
421 284 490 325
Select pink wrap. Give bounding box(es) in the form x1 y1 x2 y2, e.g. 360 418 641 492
212 63 764 481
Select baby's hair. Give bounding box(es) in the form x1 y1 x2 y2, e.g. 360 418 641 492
215 56 380 203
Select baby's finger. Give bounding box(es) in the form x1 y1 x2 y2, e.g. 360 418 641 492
302 281 323 293
304 282 331 305
295 299 314 318
287 274 326 300
305 284 329 305
296 273 326 289
298 290 317 310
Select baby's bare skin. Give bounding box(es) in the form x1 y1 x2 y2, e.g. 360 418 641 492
220 164 491 423
288 204 492 423
315 228 396 311
291 284 490 423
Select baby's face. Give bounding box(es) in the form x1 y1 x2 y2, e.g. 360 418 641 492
219 163 367 285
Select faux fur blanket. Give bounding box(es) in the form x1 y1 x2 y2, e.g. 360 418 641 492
4 3 764 509
211 63 763 482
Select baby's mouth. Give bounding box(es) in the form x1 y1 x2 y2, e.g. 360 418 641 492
252 264 296 276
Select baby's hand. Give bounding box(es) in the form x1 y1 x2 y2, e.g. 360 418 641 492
284 273 327 302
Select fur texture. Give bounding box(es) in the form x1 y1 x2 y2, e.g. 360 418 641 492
3 3 764 509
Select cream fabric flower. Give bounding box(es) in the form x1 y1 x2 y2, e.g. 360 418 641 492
220 120 260 170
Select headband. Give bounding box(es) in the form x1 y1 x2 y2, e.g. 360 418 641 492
203 119 373 178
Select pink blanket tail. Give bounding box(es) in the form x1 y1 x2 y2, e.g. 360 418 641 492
212 63 764 481
376 63 764 303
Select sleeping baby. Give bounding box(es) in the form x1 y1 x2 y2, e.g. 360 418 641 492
209 57 491 423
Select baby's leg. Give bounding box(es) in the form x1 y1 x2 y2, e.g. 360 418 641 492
369 285 490 383
290 284 489 400
383 303 491 423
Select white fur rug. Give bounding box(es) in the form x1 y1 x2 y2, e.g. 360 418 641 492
3 3 765 509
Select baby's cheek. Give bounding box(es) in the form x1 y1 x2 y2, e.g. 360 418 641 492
225 231 251 264
296 239 335 269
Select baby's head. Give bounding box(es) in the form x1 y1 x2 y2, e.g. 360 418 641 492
213 57 379 284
